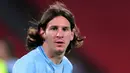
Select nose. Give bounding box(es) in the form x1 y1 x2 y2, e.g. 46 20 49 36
56 29 63 38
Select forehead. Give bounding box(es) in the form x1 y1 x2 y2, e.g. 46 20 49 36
47 16 70 27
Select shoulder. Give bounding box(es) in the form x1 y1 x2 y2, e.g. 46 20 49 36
14 46 44 64
15 48 38 64
63 56 73 69
12 48 39 73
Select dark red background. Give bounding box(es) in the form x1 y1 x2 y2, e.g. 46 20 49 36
0 0 130 73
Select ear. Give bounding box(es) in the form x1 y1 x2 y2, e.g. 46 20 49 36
39 27 45 38
70 29 74 41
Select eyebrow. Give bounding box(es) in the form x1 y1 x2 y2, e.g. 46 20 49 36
63 26 70 29
49 25 70 28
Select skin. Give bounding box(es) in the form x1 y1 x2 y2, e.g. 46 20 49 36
40 16 74 64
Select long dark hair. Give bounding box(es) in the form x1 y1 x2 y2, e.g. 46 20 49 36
26 1 85 54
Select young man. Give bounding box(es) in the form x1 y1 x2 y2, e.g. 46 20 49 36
13 1 84 73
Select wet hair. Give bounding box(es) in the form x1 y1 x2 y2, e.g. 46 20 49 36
26 1 85 54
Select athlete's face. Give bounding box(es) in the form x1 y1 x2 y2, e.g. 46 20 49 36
41 16 74 54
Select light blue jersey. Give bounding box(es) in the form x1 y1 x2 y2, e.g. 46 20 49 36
12 46 73 73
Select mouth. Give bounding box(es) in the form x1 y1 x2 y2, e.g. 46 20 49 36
55 41 65 46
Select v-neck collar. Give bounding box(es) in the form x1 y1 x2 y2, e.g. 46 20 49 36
37 46 64 67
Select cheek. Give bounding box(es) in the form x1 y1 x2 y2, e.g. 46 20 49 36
45 33 55 42
64 34 72 41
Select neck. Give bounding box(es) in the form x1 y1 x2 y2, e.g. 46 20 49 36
42 43 65 64
50 54 64 64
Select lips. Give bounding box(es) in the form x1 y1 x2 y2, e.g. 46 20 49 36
56 41 64 43
55 40 65 45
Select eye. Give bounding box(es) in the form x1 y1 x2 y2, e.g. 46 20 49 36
63 27 70 31
51 26 57 30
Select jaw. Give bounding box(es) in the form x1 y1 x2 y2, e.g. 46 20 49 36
55 48 65 56
55 46 65 52
43 40 67 56
54 45 66 55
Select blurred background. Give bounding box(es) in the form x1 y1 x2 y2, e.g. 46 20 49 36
0 0 130 73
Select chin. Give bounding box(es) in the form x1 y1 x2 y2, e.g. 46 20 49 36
55 48 65 55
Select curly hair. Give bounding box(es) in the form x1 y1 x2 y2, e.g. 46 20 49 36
26 1 85 54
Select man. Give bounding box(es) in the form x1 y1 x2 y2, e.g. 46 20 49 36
13 1 84 73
